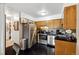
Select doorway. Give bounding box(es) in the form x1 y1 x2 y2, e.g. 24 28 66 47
5 15 15 55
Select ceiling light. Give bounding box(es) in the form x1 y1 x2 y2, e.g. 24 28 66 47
38 9 48 16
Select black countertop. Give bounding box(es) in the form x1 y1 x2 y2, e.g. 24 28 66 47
38 31 77 43
55 35 77 43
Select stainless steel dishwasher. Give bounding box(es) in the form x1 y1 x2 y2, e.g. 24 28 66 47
47 35 55 46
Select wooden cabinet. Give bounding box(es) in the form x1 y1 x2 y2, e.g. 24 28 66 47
35 21 46 29
48 19 62 28
35 19 62 29
53 19 61 28
47 20 53 28
55 40 76 55
63 5 76 29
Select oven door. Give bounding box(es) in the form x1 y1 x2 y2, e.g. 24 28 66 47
39 34 47 44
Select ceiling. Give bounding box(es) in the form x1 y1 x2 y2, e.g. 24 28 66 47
5 3 64 19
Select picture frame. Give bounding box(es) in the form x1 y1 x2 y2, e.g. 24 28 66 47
13 21 19 31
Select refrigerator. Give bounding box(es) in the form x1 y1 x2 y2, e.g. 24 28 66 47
21 20 37 50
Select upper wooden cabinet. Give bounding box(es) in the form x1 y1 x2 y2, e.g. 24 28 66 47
47 20 54 28
53 19 61 28
35 19 62 29
35 21 46 29
63 5 76 29
48 19 62 28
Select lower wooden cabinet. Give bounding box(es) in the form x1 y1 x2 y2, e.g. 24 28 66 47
55 40 76 55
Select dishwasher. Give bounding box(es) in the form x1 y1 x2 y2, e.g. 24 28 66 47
47 35 55 46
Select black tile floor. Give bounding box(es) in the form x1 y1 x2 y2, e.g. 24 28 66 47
19 43 55 55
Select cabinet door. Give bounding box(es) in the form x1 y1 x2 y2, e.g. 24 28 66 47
69 5 76 29
66 7 70 29
55 40 65 55
53 20 60 28
65 41 76 55
48 20 53 28
55 40 76 55
64 5 76 29
38 21 46 27
64 7 68 29
35 21 46 29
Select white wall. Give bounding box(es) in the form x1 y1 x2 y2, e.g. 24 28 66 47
76 4 79 55
11 17 20 45
0 4 21 54
11 31 20 45
0 4 5 55
5 6 20 46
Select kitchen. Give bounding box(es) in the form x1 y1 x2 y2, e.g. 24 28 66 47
35 4 76 55
0 3 78 55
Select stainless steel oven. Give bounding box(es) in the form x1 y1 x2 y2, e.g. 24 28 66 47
38 33 48 44
39 34 47 40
